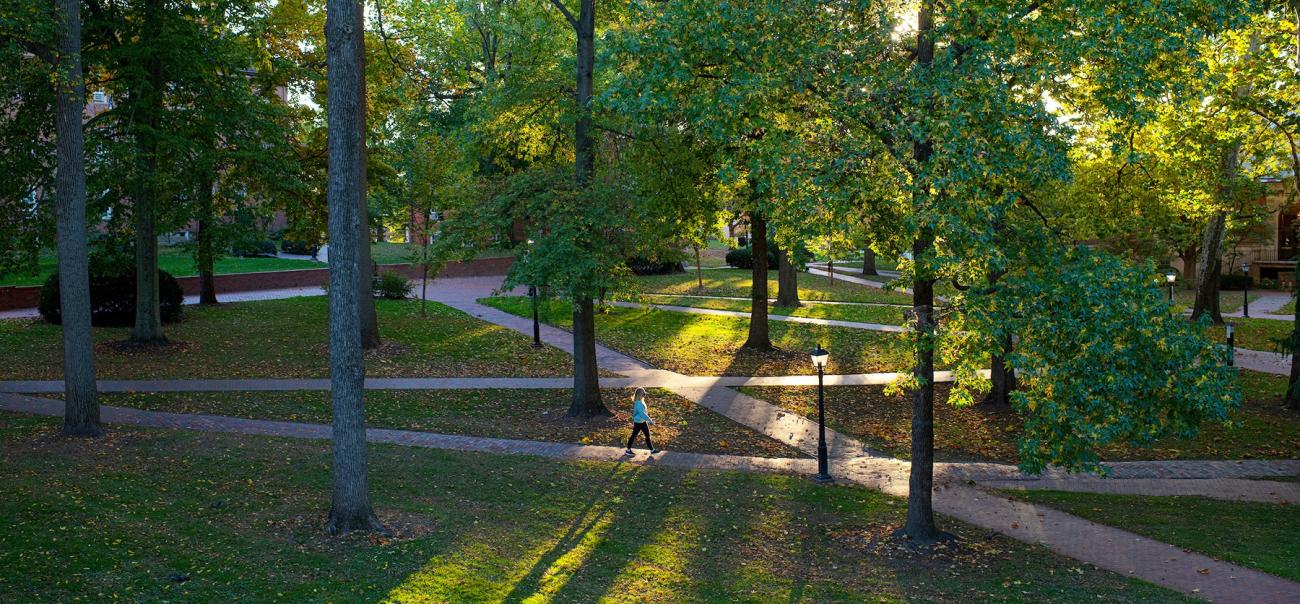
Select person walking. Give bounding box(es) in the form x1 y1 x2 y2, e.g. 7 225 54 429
625 387 659 455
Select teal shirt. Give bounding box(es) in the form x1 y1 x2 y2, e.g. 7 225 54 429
632 399 651 423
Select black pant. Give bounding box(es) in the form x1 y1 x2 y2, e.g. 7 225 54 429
627 422 653 450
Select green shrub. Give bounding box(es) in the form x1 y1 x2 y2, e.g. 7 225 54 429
724 246 778 270
373 270 412 300
39 270 184 326
231 239 277 258
280 238 319 256
626 257 683 275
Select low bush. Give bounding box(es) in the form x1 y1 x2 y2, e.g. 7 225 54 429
627 257 684 276
373 270 413 300
39 270 184 326
231 239 278 258
280 238 319 257
724 246 779 270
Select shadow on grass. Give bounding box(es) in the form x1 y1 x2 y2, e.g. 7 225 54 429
500 462 653 603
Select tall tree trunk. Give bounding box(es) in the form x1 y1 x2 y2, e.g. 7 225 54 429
862 247 878 276
981 333 1016 407
54 0 101 437
569 296 609 417
563 0 607 416
902 0 947 544
1179 245 1198 286
774 243 801 308
325 0 381 534
1192 218 1230 325
130 0 166 344
356 0 381 350
1286 265 1300 410
743 212 772 350
197 172 218 305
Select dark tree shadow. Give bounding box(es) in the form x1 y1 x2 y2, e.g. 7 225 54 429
500 463 645 603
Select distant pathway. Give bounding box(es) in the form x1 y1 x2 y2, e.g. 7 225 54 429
609 300 905 333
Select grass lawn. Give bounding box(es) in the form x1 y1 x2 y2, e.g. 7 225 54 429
639 268 912 305
0 247 323 287
0 414 1187 603
1278 298 1296 316
684 239 733 268
1170 288 1262 314
92 388 802 458
0 297 574 380
1206 317 1295 352
1007 490 1300 582
741 370 1300 463
642 295 906 325
480 297 915 376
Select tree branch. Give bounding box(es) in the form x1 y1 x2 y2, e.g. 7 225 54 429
548 0 578 28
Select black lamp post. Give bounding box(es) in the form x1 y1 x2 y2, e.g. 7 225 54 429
1241 262 1251 318
810 344 832 483
1226 322 1236 367
528 239 542 348
529 285 542 347
1165 272 1176 304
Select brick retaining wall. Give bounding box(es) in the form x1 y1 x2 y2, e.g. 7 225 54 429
0 256 513 312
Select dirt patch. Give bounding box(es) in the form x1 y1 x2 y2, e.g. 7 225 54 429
99 339 193 355
311 341 412 361
269 508 438 551
535 409 628 428
830 524 1010 569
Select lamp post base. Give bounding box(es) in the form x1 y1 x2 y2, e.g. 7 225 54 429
812 473 834 484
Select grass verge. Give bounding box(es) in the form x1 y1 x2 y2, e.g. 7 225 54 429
0 247 322 287
480 297 914 376
0 297 574 380
641 295 906 325
94 388 802 458
638 268 912 305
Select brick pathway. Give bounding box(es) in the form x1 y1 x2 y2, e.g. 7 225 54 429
979 477 1300 504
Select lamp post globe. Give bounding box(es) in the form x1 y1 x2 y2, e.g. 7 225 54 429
809 344 832 483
